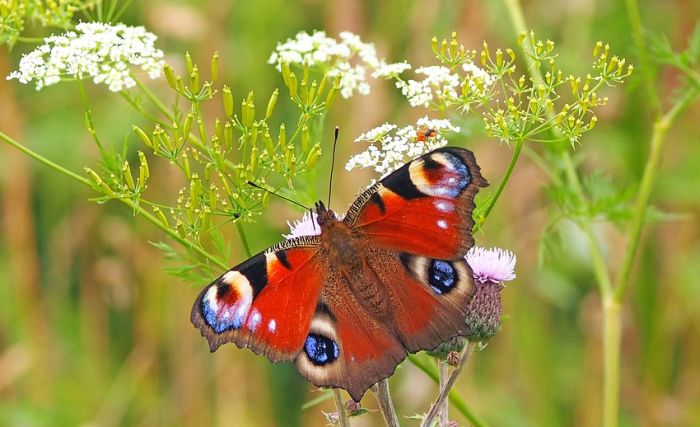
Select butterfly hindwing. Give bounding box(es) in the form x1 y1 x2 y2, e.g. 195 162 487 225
388 252 475 353
345 147 488 260
191 238 323 361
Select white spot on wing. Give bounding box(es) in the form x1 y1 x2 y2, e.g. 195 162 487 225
268 319 277 333
247 309 262 331
434 200 454 213
437 219 448 229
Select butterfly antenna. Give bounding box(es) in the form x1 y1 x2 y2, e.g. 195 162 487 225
246 181 310 211
327 126 339 207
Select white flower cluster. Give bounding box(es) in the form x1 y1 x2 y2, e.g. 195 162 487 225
7 22 165 92
372 61 411 78
269 30 409 99
395 63 494 108
345 117 460 178
396 66 459 107
462 62 495 95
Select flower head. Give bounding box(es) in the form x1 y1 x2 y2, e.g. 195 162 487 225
466 246 517 284
345 116 460 178
462 246 516 341
268 30 382 99
7 22 164 92
372 61 411 78
396 66 460 107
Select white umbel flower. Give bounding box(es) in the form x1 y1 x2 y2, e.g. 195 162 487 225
396 66 460 107
7 22 164 92
372 61 411 78
346 116 460 177
269 30 383 99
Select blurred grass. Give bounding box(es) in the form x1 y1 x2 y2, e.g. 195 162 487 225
1 0 700 426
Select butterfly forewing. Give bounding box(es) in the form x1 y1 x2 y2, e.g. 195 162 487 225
191 238 323 361
345 147 488 259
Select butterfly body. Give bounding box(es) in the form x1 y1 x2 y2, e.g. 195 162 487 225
192 147 488 400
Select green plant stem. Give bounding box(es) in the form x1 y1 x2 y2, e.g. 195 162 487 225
235 221 253 257
613 85 700 302
134 77 176 123
474 139 523 233
0 131 228 271
331 389 350 427
407 354 488 427
0 131 91 186
602 295 622 427
501 1 620 425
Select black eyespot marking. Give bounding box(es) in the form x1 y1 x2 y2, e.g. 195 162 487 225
382 162 426 200
304 333 339 365
215 282 231 299
423 156 442 170
237 253 268 298
275 250 292 270
369 192 386 215
429 260 457 294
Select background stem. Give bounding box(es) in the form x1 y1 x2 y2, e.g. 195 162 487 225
331 389 350 427
373 379 400 427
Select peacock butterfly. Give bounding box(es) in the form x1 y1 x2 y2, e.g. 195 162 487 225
191 147 488 401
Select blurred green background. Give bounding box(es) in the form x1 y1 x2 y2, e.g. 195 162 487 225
1 1 700 426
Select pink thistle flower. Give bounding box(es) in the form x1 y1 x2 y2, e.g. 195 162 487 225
466 246 516 284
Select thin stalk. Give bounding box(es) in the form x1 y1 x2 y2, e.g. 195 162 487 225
438 361 450 427
501 1 618 426
235 221 252 257
119 91 173 131
373 379 400 427
331 389 351 427
602 296 622 427
421 343 475 427
407 354 488 427
474 138 523 233
613 86 699 302
134 77 176 123
0 131 227 271
0 131 91 186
